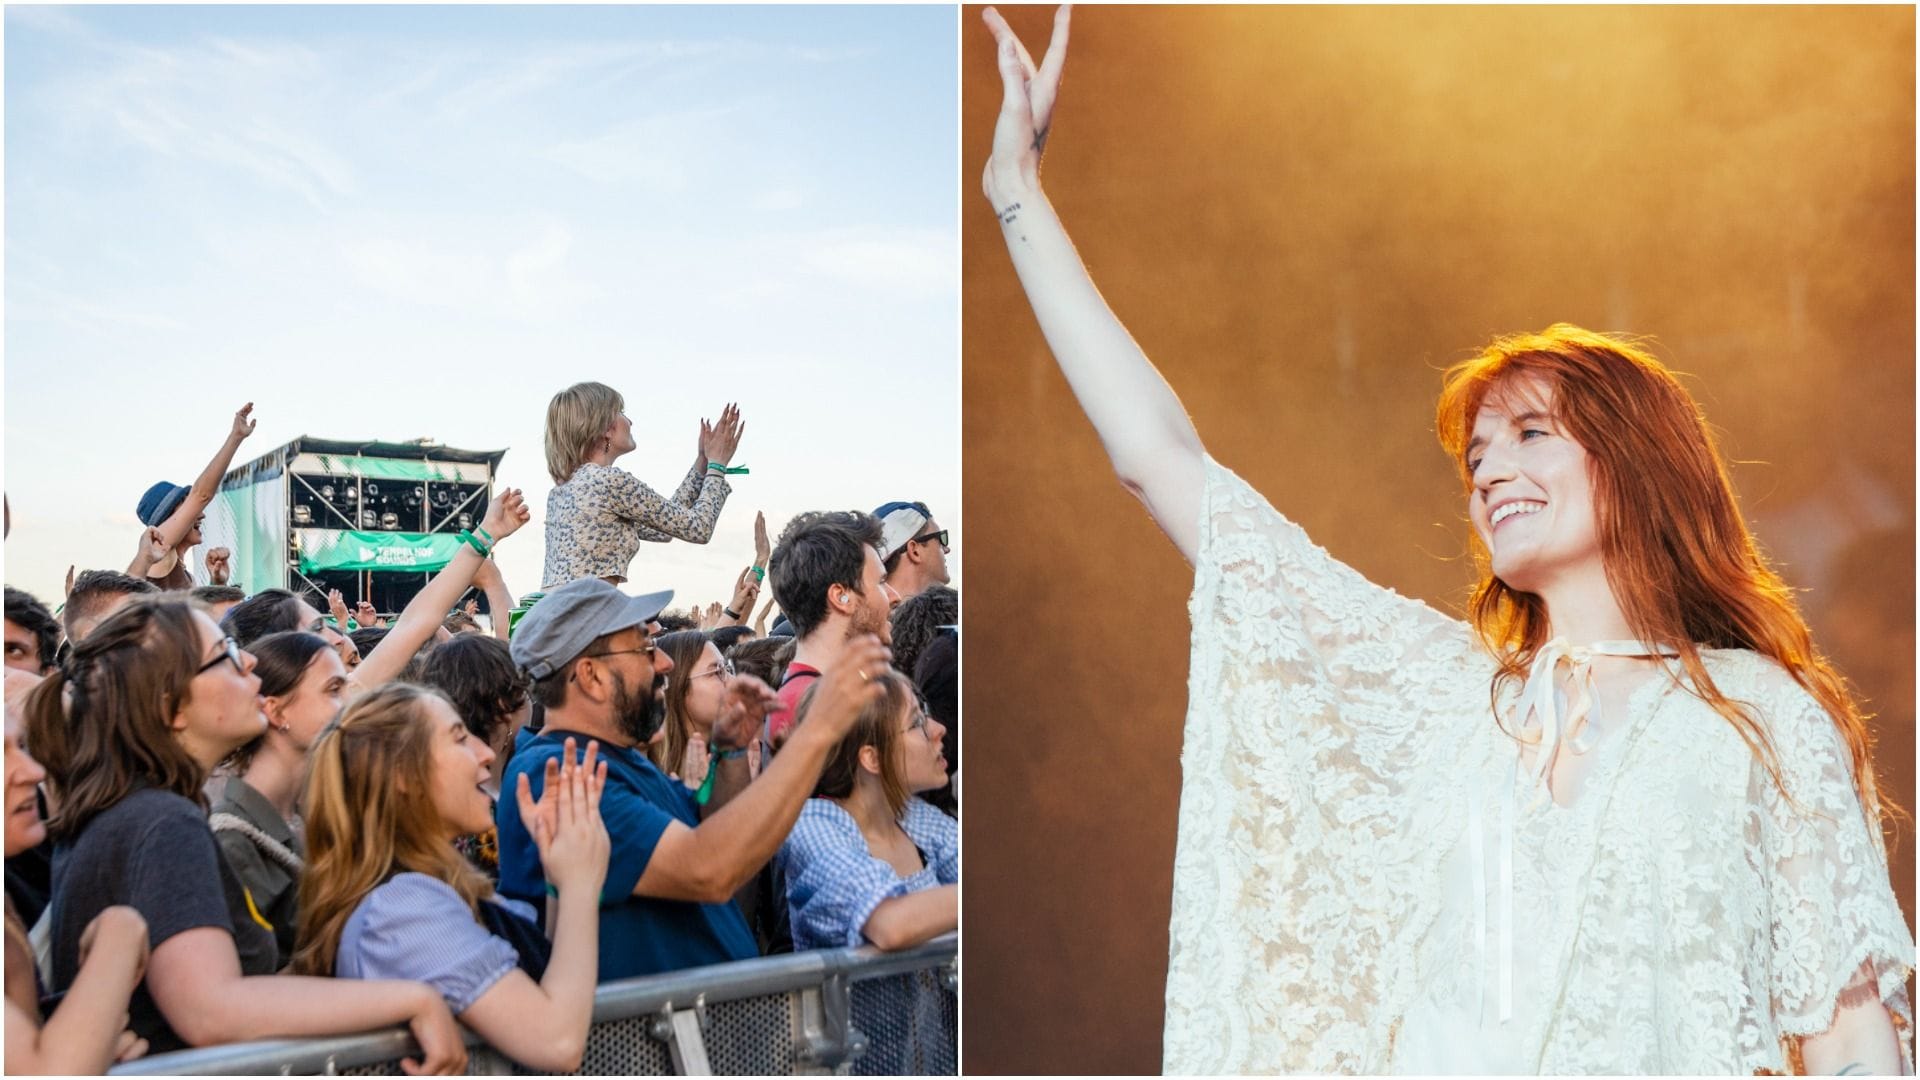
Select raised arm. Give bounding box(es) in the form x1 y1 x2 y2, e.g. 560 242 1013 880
351 489 530 691
154 404 258 552
470 558 516 643
982 6 1207 564
460 745 607 1072
635 637 889 903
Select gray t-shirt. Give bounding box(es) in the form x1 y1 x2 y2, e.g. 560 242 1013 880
50 786 276 1052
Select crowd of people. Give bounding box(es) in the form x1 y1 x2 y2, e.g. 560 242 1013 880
3 384 958 1074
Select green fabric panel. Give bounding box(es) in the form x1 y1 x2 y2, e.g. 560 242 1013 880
214 484 286 593
298 530 463 573
309 454 456 482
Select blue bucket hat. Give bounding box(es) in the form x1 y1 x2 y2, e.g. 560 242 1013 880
136 481 191 527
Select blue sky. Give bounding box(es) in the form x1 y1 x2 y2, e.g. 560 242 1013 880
5 4 959 612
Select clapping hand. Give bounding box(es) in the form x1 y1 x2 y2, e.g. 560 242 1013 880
712 674 780 751
479 487 531 544
516 737 610 899
982 5 1072 203
698 403 746 468
805 635 891 741
753 510 771 565
729 566 761 616
677 733 710 790
327 589 352 629
354 600 383 628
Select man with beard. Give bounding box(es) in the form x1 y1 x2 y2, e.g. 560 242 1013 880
494 576 892 979
764 510 901 749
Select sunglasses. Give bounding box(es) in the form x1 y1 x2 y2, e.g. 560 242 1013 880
196 636 247 676
911 529 950 553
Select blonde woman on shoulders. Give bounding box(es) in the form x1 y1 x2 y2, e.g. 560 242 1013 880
542 382 745 588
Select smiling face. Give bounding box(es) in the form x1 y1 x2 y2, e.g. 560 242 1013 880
4 707 47 856
423 694 496 838
1464 377 1604 596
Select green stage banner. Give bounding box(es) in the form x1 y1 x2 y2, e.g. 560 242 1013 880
298 531 463 573
310 454 462 482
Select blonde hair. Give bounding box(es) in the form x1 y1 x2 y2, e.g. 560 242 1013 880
544 381 625 485
292 683 493 976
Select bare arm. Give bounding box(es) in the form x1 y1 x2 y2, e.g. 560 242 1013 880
352 489 529 691
460 749 606 1072
863 884 958 952
471 558 515 643
982 6 1207 563
636 639 890 903
1799 974 1908 1076
6 907 146 1074
154 404 257 551
126 528 170 579
144 927 466 1073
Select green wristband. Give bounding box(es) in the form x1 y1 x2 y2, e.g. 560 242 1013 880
750 565 765 583
706 462 749 476
457 530 491 557
475 525 497 547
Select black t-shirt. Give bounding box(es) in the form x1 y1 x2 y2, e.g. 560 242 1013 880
49 786 277 1052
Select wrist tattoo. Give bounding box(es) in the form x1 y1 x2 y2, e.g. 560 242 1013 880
1835 1064 1867 1075
1032 126 1049 154
998 202 1022 226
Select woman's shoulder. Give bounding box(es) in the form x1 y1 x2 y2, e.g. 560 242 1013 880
788 799 863 850
1689 648 1843 750
75 787 206 844
900 799 956 848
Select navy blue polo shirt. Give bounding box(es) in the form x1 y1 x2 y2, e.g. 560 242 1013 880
496 729 758 980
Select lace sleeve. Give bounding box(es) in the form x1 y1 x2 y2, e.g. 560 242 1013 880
602 467 731 544
1755 684 1915 1056
1163 456 1491 1073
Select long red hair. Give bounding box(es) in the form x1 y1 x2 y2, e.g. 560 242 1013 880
1435 324 1883 828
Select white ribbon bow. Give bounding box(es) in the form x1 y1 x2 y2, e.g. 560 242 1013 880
1469 638 1678 1026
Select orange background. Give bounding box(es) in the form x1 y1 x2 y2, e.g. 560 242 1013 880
961 6 1915 1074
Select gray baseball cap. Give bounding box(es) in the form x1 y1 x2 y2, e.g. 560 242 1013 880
509 577 674 681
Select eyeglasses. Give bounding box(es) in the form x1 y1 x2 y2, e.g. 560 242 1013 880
692 658 735 682
903 708 931 736
910 530 950 553
197 636 246 676
582 637 657 663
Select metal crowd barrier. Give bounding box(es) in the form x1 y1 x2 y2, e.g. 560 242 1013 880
110 934 957 1076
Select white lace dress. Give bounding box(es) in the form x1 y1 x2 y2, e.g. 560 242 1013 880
1164 457 1914 1074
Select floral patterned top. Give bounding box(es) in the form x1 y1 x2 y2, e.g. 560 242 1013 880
542 460 731 587
1164 456 1913 1074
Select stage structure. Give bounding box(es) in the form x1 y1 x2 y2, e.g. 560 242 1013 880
201 437 508 616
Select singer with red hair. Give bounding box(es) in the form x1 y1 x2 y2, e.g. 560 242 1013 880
982 7 1912 1074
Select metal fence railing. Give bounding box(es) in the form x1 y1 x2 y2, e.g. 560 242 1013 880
110 935 957 1076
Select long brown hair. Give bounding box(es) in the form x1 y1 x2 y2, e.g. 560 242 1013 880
27 595 208 840
225 631 334 774
648 631 715 777
1435 324 1881 824
292 683 492 976
805 671 915 819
